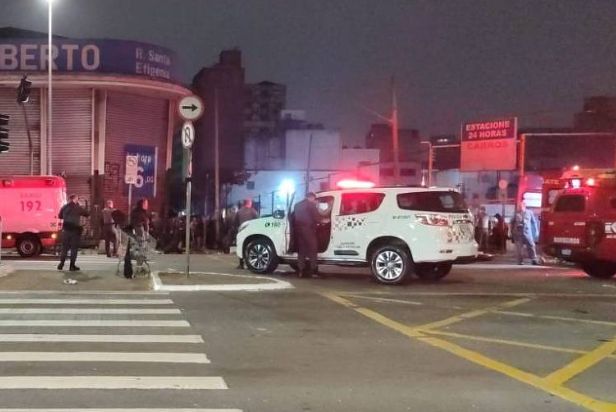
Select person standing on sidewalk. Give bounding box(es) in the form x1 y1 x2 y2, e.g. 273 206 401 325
57 194 90 271
511 201 539 265
131 199 150 239
101 200 118 258
234 199 258 269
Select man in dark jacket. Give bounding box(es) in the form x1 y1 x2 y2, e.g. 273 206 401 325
57 194 90 271
101 199 118 257
234 199 258 269
293 192 321 278
131 199 150 239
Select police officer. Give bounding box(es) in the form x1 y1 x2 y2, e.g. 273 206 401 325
511 201 539 265
234 199 258 269
293 192 321 278
57 194 90 271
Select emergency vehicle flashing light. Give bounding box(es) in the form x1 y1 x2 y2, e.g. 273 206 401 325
336 179 376 189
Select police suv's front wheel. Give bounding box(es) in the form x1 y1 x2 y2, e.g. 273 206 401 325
244 237 279 274
370 245 412 285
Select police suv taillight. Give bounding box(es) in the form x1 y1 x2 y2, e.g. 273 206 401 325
415 214 449 226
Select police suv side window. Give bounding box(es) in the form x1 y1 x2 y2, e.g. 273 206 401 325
397 191 467 213
554 195 585 212
340 193 385 216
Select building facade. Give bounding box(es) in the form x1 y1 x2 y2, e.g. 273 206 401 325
192 49 246 212
365 123 422 185
0 28 190 237
243 81 286 169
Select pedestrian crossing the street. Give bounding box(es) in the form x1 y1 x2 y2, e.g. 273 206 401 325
0 291 241 411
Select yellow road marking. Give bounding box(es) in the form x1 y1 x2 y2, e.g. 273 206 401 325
321 292 424 337
545 336 616 385
496 311 616 328
322 292 616 412
341 294 423 306
415 298 531 331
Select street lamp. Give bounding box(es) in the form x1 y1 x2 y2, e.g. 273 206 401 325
46 0 54 175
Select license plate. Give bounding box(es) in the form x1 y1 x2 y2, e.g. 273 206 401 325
561 249 572 257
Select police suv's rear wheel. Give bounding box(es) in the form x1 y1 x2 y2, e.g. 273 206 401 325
244 238 279 274
370 245 411 285
582 262 616 279
17 235 41 258
415 263 453 281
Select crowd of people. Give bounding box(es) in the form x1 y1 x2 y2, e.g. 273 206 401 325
472 201 540 265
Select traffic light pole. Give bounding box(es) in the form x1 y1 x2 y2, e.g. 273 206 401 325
20 105 34 175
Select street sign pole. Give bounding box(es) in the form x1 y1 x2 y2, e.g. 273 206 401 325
180 120 196 278
127 184 133 223
185 148 192 278
178 95 202 277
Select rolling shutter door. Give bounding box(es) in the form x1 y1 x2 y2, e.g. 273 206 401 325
0 88 41 175
51 89 93 202
105 92 168 213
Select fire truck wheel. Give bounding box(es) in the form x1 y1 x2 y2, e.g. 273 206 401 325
16 235 42 258
582 262 616 279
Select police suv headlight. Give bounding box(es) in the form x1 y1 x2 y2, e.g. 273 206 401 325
238 222 249 233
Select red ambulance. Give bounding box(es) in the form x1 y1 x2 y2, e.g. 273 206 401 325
0 176 66 257
541 168 616 279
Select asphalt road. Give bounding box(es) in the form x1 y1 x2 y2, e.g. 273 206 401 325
0 254 615 412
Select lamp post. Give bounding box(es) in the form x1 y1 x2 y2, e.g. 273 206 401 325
47 0 54 175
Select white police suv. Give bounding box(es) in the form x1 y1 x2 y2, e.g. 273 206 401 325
236 186 478 285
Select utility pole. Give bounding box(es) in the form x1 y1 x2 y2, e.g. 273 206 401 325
214 88 221 247
420 141 433 186
391 76 401 184
305 134 313 195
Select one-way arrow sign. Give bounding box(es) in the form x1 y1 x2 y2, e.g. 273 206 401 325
182 103 198 112
178 96 204 121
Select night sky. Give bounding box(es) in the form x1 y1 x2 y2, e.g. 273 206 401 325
2 0 616 145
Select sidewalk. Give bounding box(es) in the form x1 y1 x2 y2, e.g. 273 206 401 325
0 263 14 278
0 270 151 292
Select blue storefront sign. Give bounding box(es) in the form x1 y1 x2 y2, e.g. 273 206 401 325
125 145 157 198
0 39 180 83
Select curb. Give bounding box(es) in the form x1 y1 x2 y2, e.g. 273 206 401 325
151 271 294 292
0 264 15 278
459 263 568 270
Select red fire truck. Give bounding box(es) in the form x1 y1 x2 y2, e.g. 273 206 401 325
0 176 66 257
541 167 616 279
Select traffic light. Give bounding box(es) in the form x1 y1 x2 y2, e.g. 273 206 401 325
16 75 32 104
0 114 9 153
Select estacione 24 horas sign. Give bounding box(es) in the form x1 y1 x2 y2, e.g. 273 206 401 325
460 117 517 171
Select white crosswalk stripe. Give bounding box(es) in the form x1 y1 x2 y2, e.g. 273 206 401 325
0 410 242 412
0 334 204 343
0 293 240 411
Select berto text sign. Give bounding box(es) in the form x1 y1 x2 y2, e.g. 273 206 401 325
0 39 180 82
460 117 517 171
124 144 158 198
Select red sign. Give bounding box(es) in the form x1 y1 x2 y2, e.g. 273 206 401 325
460 117 517 171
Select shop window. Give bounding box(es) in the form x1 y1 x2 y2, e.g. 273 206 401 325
247 181 255 190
